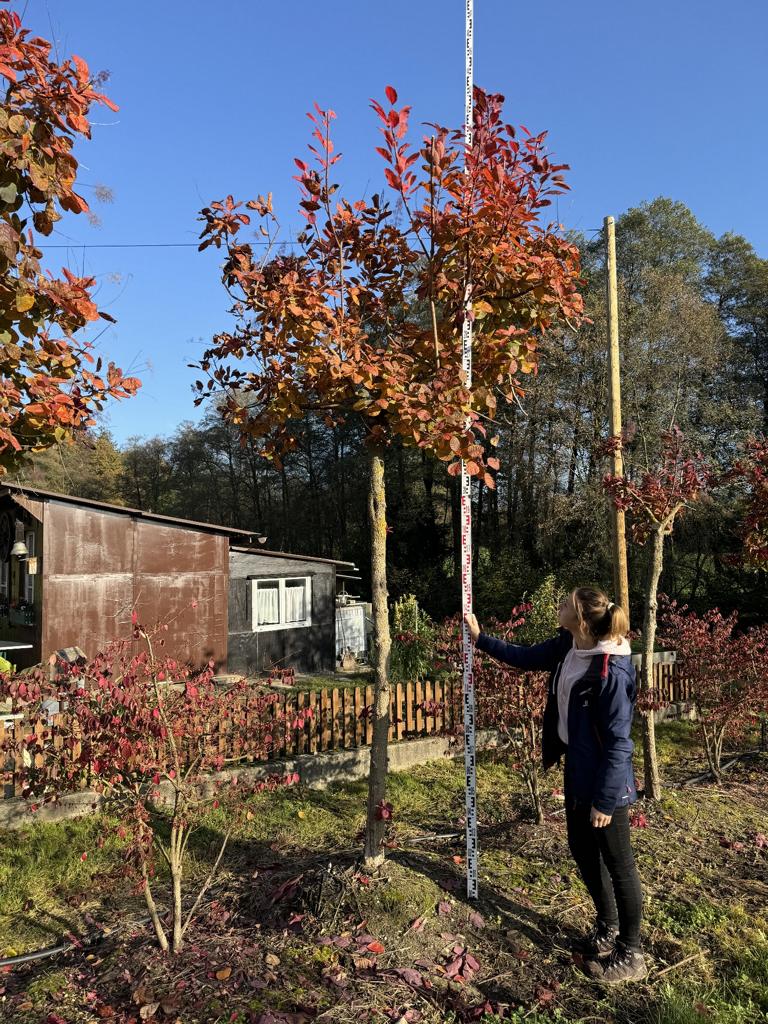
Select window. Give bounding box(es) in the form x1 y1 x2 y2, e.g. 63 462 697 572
24 531 35 604
0 561 8 599
250 576 312 632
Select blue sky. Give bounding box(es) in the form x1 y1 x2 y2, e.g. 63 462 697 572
23 0 768 443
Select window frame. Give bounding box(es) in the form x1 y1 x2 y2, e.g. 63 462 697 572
249 575 312 633
24 530 35 604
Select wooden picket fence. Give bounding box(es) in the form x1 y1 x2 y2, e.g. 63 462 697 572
0 661 686 800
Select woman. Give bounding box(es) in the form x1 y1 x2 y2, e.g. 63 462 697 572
465 586 646 983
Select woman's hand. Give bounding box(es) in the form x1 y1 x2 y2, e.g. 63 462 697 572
590 806 613 828
464 613 481 643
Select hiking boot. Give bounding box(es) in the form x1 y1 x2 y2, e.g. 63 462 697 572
576 921 619 959
593 943 647 983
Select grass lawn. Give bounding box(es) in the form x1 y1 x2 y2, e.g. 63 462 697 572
0 719 766 1023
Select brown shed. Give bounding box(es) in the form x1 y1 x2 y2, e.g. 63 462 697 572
0 484 353 675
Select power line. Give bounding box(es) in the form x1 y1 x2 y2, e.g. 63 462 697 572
38 241 300 249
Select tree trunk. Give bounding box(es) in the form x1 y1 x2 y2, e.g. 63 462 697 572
364 444 392 868
171 855 183 953
141 860 169 952
280 468 289 550
701 723 722 784
640 526 664 800
524 717 545 825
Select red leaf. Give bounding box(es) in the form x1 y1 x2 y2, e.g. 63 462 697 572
366 940 385 954
394 967 423 986
385 85 398 105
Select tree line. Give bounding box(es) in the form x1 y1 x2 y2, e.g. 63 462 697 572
19 197 768 626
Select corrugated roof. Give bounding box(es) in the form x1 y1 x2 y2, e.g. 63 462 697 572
229 544 354 568
0 482 354 566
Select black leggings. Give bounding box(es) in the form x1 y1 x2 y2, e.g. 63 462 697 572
565 801 644 951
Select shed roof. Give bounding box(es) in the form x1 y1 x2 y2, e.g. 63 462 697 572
0 482 354 567
229 544 354 568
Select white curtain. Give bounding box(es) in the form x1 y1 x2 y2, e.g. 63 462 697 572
284 582 307 623
256 584 280 625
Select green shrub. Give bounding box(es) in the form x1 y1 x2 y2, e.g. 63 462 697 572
390 594 435 682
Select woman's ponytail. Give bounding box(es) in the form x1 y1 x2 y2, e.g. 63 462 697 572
573 587 629 640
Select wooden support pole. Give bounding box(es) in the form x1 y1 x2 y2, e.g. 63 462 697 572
604 215 630 619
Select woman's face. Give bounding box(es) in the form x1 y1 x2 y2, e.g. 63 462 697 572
558 592 581 635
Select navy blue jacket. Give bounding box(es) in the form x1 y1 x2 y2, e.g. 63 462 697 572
476 629 638 814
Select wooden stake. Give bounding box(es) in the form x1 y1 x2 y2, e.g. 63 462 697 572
604 215 630 618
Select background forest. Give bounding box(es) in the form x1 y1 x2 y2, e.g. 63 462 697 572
17 198 768 628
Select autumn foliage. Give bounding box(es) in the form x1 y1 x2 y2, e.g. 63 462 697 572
602 426 714 799
602 427 713 542
198 83 582 866
434 606 550 825
731 436 768 568
196 86 582 477
476 610 550 824
0 612 301 953
659 599 768 781
0 4 139 471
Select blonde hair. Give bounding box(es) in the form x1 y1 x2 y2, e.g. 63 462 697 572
572 587 629 641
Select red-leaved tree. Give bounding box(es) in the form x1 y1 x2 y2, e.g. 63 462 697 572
659 600 768 781
0 3 139 470
474 609 549 824
0 612 302 953
603 426 712 799
196 86 583 867
732 436 768 568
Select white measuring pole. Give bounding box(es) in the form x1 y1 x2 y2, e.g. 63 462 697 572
461 0 478 901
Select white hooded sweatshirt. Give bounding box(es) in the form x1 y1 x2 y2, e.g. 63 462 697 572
556 637 632 744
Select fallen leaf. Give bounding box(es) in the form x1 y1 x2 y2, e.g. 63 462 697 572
366 940 385 954
452 855 463 864
265 952 280 967
437 901 452 916
445 956 464 979
394 967 423 986
18 1003 34 1012
215 967 232 981
352 956 375 971
469 911 485 929
408 915 425 932
139 1005 160 1021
